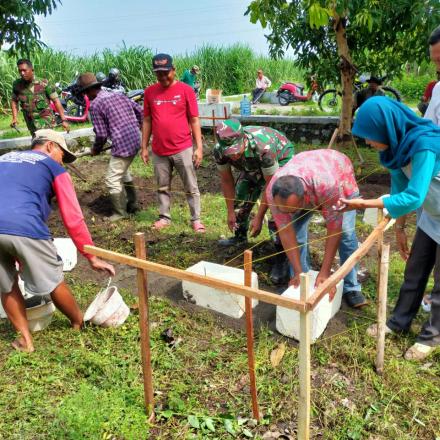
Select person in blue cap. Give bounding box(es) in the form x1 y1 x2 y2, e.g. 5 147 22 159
339 96 440 361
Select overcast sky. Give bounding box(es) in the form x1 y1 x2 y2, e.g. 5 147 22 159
35 0 274 55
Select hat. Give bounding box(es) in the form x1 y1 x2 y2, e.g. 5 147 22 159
192 65 200 73
33 129 76 163
366 75 383 85
152 53 173 71
215 119 245 156
77 72 101 92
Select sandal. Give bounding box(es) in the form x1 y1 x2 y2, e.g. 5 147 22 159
152 218 171 230
192 220 206 234
404 342 436 361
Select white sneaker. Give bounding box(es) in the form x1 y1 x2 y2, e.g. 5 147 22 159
366 323 394 338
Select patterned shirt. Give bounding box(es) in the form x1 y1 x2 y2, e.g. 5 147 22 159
12 77 58 134
90 90 143 157
214 126 294 176
266 149 359 230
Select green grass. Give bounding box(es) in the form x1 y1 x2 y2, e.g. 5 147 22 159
0 146 439 439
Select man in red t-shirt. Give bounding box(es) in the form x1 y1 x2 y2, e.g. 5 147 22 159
141 53 205 232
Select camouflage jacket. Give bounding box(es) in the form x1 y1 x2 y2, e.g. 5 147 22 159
215 126 294 176
12 78 58 133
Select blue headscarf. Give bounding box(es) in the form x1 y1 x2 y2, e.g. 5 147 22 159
352 97 440 170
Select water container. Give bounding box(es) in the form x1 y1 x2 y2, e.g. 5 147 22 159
240 95 251 116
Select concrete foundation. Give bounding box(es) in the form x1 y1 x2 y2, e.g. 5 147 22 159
276 270 343 343
182 261 258 319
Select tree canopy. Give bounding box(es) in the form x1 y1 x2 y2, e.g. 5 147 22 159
0 0 61 54
246 0 440 136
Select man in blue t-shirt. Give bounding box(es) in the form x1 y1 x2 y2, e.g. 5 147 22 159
0 129 114 352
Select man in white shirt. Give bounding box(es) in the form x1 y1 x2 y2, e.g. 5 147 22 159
252 69 272 104
424 26 440 125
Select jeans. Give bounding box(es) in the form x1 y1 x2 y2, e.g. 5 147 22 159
289 209 361 294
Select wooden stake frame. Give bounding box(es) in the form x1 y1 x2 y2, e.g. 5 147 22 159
84 215 392 438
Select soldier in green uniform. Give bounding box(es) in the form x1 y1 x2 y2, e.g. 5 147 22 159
10 59 70 136
214 119 295 283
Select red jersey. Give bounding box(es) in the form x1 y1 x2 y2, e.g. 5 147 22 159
143 81 198 156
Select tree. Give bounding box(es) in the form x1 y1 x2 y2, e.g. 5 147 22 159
0 0 61 54
246 0 440 139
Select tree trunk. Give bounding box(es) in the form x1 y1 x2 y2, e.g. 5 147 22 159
333 14 355 142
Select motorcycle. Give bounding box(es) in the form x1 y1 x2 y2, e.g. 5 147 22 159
97 68 126 94
276 77 319 106
52 75 91 123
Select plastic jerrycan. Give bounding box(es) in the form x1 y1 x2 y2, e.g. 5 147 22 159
240 95 251 116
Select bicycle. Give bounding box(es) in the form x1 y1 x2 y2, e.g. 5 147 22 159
318 75 401 113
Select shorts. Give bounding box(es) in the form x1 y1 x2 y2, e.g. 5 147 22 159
0 234 64 296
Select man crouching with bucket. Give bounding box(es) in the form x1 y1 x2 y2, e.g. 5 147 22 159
0 129 114 352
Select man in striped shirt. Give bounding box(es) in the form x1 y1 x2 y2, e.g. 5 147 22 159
78 73 143 221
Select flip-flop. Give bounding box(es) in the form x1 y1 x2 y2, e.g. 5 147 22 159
192 221 206 234
404 343 436 361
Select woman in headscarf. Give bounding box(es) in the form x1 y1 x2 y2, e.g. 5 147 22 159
339 96 440 360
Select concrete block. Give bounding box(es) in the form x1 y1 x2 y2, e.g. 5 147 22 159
182 261 258 319
198 103 232 128
276 270 343 343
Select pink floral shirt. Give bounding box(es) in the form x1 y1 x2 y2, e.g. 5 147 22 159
266 149 359 230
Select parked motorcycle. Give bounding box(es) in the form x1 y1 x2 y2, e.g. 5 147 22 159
52 74 91 123
98 68 126 94
276 77 319 106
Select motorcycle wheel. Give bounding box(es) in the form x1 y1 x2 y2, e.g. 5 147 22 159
381 86 401 102
278 91 291 106
318 89 342 112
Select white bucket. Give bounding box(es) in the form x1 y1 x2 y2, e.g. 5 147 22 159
26 299 56 332
53 238 77 271
84 286 130 327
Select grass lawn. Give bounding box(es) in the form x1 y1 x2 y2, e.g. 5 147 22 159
0 143 439 439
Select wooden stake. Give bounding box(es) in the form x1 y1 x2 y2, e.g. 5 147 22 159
244 250 260 421
298 273 311 440
306 217 390 308
376 243 390 375
376 209 384 288
134 233 155 419
327 128 339 149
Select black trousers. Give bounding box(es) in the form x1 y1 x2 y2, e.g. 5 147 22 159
387 228 440 346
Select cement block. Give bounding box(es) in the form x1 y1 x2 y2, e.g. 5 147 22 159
276 270 343 343
182 261 258 319
198 103 232 128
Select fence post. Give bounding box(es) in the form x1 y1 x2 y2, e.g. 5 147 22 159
376 243 390 375
376 208 384 287
134 233 155 419
244 250 260 421
298 273 311 439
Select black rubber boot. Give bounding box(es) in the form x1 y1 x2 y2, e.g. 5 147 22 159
124 182 139 214
270 245 290 285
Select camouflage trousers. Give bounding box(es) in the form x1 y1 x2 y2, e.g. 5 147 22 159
23 111 56 136
234 172 278 243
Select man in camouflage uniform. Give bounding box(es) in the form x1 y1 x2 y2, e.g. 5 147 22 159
10 59 69 136
214 119 294 283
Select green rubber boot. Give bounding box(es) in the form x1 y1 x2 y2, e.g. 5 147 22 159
108 192 128 222
124 181 139 214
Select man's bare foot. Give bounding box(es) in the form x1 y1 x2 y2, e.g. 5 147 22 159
11 337 34 353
